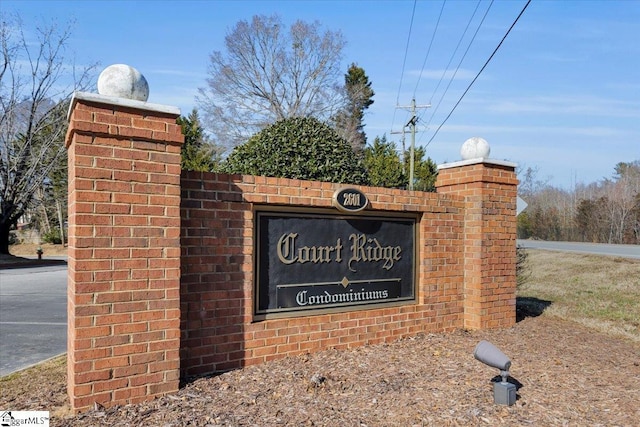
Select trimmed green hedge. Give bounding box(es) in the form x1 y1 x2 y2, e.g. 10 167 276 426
223 117 370 185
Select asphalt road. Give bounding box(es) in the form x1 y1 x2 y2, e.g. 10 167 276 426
0 263 68 376
517 240 640 259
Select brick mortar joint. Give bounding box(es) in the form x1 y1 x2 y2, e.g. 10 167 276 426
66 123 184 149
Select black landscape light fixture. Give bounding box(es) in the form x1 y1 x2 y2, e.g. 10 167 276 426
474 340 517 405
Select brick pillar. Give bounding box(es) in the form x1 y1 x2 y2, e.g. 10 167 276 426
65 92 184 412
435 159 518 330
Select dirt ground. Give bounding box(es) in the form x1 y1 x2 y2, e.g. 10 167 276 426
0 243 68 268
1 314 639 426
8 243 68 257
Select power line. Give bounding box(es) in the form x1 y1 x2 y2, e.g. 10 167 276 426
412 0 446 97
425 0 483 107
391 99 430 190
424 0 532 148
391 0 418 134
422 0 492 135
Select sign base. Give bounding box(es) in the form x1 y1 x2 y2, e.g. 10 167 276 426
493 381 516 405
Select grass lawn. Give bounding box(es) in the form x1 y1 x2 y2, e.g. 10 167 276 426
518 249 640 342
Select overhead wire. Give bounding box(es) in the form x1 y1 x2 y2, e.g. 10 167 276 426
424 0 483 112
419 0 492 136
391 0 418 133
412 0 446 98
424 0 532 148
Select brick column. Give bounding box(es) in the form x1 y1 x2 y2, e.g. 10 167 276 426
65 92 184 412
435 159 518 330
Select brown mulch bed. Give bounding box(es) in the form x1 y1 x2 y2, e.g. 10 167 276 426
2 315 639 426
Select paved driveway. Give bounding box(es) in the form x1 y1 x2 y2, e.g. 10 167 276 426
517 240 640 259
0 263 67 376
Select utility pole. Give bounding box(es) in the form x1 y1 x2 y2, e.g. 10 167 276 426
391 98 430 190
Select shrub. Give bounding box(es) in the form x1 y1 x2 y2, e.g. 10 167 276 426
8 231 17 245
42 229 62 245
223 117 370 185
516 245 530 288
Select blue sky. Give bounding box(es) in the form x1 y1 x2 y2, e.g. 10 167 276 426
4 0 639 189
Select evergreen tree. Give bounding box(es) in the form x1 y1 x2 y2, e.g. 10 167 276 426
177 109 222 172
363 135 407 188
333 64 375 152
363 136 437 191
408 147 438 192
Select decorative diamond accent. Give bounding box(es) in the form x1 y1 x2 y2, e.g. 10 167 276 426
340 277 350 288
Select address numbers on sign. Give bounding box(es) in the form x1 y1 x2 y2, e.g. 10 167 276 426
332 188 368 213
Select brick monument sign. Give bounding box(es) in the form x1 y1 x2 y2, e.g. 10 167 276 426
65 71 517 412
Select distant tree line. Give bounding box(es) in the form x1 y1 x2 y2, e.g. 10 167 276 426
518 161 640 245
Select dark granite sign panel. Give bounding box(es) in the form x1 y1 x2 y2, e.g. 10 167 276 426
255 210 416 315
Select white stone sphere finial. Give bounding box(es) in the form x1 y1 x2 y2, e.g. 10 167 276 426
460 137 490 160
97 64 149 101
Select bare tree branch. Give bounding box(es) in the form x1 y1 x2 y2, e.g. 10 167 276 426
197 14 345 151
0 14 96 253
